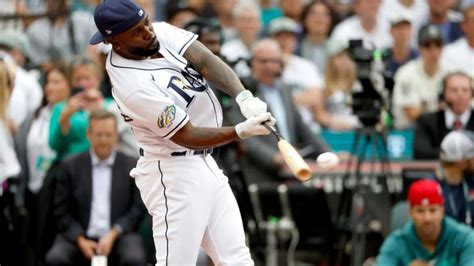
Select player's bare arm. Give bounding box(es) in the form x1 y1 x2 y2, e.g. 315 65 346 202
183 40 245 97
170 122 239 149
184 40 269 119
171 113 274 149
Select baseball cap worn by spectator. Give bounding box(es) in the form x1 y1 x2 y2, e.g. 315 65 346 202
440 130 474 162
389 12 412 27
90 0 146 45
0 29 31 57
268 16 299 36
408 179 444 206
418 24 443 46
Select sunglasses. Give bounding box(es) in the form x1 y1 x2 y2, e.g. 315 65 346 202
421 41 443 49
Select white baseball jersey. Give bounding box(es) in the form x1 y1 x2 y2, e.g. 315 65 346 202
107 22 223 158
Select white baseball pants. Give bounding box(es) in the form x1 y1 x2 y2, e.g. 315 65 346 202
131 154 253 266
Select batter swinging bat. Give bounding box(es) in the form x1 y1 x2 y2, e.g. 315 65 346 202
263 124 313 181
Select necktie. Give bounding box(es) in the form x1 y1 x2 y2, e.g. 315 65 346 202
452 118 463 130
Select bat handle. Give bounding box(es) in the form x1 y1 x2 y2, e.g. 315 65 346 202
263 123 283 141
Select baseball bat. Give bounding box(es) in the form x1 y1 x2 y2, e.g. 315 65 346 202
264 124 313 181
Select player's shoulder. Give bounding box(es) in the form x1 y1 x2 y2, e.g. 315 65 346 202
111 71 156 101
106 53 144 83
153 21 187 38
106 57 155 99
152 21 170 31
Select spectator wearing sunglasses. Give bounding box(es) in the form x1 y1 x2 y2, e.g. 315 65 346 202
392 25 451 129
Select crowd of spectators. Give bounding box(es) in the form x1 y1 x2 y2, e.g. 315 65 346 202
1 0 474 265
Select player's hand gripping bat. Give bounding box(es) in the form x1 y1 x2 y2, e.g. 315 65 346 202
263 124 313 181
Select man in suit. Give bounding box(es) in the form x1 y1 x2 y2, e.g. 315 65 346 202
414 72 474 159
227 38 330 184
45 110 146 266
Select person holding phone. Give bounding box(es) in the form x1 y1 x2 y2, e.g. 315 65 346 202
49 80 106 161
49 57 138 161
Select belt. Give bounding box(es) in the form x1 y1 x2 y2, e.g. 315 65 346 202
139 148 213 157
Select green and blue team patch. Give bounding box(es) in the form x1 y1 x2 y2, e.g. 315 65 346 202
157 105 176 128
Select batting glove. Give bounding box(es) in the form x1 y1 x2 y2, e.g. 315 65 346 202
236 90 267 119
235 112 277 139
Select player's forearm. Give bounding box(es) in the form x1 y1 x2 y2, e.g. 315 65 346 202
184 41 245 97
171 125 239 149
202 55 245 97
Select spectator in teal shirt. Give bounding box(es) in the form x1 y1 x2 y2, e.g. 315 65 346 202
376 179 474 266
49 88 112 161
49 58 138 161
49 58 113 161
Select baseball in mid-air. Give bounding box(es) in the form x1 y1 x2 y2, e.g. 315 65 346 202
316 152 340 170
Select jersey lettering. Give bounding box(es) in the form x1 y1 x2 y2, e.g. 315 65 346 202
167 76 195 107
182 64 207 92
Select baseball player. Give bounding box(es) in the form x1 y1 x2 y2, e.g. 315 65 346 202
89 1 275 265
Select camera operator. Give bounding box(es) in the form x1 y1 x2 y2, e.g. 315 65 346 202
392 25 451 129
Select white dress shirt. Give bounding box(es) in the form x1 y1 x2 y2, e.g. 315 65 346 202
86 150 116 238
445 108 471 129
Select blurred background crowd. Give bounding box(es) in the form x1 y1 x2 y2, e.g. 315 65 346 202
1 0 474 265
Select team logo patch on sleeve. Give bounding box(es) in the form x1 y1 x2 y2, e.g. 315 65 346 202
157 105 176 128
